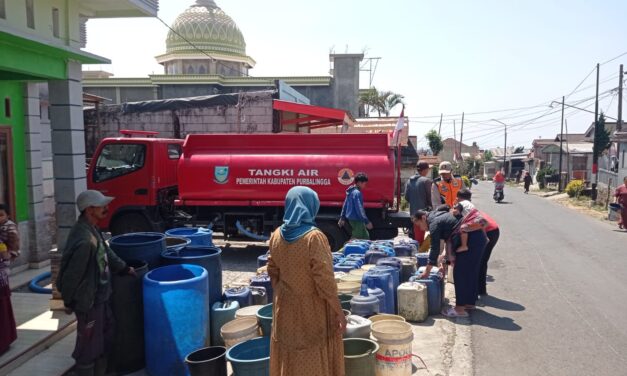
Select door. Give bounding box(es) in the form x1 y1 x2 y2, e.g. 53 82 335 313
0 127 16 218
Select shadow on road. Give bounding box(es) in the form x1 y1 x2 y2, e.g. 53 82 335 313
471 310 522 331
480 295 525 312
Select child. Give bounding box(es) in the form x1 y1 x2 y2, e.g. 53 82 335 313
0 204 19 354
453 190 487 252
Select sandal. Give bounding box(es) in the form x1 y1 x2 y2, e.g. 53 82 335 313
441 306 469 318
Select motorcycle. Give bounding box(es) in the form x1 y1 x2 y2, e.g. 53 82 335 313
493 183 504 203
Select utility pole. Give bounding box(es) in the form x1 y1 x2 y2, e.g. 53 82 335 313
438 113 443 136
459 112 465 171
618 64 623 131
453 120 457 162
491 119 508 176
558 96 565 192
592 63 600 201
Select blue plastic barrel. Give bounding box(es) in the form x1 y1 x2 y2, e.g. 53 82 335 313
161 246 223 307
110 232 166 270
344 241 370 256
226 337 271 376
362 270 394 314
211 300 240 347
257 253 269 268
143 264 209 376
409 275 443 315
224 286 253 308
416 253 430 267
250 274 273 302
166 227 214 246
371 265 400 313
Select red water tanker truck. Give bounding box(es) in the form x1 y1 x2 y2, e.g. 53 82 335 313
87 131 411 250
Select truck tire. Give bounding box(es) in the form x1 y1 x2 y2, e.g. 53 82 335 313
318 221 349 252
110 212 153 235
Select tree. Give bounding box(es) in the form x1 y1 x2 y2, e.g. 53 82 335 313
359 88 404 117
359 88 379 117
593 113 611 158
379 91 405 116
514 146 525 154
425 130 443 156
483 150 494 161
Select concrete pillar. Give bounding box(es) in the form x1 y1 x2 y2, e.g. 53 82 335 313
23 83 54 267
329 53 364 116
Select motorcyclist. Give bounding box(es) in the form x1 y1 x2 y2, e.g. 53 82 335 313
493 169 505 201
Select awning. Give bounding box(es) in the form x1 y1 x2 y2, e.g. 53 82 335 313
273 100 355 130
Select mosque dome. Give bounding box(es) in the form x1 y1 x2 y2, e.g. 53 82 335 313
165 0 247 57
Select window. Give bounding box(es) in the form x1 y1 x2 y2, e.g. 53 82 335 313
52 8 59 37
26 0 34 29
198 65 206 74
93 144 146 183
186 65 195 74
0 0 6 19
4 98 10 118
0 128 16 219
167 144 181 159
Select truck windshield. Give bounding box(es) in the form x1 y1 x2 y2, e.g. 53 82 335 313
93 144 146 183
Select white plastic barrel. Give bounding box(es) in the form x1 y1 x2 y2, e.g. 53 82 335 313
397 282 428 323
220 317 259 348
371 320 414 376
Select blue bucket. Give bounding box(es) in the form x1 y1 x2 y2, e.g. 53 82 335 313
256 303 273 336
226 337 270 376
166 227 214 246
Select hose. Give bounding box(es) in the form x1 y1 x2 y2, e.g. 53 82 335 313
29 271 53 294
235 220 269 241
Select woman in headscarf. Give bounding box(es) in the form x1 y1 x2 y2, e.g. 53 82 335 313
268 186 346 376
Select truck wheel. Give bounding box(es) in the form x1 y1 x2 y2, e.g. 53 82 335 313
110 212 153 235
318 221 349 252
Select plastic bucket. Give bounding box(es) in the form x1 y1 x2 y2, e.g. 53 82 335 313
211 301 240 347
344 338 379 376
143 264 209 376
185 346 227 376
369 314 406 323
220 317 260 349
235 305 264 319
609 203 622 221
226 336 271 376
161 246 223 307
371 321 414 376
109 232 166 270
165 227 214 246
256 303 273 336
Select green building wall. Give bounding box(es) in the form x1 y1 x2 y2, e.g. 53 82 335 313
0 81 28 222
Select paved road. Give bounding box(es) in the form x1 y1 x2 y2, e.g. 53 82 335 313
470 182 627 376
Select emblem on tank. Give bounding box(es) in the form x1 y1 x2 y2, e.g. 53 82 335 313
214 166 229 184
337 168 355 185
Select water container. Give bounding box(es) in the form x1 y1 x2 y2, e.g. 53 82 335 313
416 266 441 276
398 258 417 283
334 261 360 273
416 252 430 267
340 274 363 284
250 287 267 306
416 267 445 302
344 241 370 256
185 346 227 376
393 244 414 257
220 317 260 349
376 257 403 271
255 303 273 336
109 260 148 374
226 337 270 376
257 252 269 268
235 305 263 319
211 300 240 347
364 249 388 265
337 282 361 296
165 227 214 246
361 264 377 272
344 315 372 339
409 277 442 315
110 232 166 270
165 236 192 252
332 252 345 264
334 272 347 283
345 255 365 268
350 284 380 317
143 264 209 376
343 338 379 376
362 270 394 314
397 282 428 322
609 203 621 221
348 268 366 278
250 274 273 302
161 245 223 307
369 314 406 323
371 321 414 376
225 286 253 308
338 294 353 310
365 279 386 314
372 240 394 248
372 265 400 313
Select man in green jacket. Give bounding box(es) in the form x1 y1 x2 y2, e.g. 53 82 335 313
57 190 135 376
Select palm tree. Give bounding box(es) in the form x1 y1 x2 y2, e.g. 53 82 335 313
379 91 405 116
359 88 379 117
359 88 404 117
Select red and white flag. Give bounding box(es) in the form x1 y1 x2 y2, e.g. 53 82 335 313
392 106 405 146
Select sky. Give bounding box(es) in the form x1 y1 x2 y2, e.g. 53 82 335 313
84 0 627 150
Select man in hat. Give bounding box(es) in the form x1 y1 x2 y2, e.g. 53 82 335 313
57 190 135 376
433 161 463 207
405 161 432 242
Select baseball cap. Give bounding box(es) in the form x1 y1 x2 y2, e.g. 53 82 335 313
439 161 453 174
416 161 430 171
76 190 114 211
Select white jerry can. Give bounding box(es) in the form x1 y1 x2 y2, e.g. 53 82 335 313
397 282 428 323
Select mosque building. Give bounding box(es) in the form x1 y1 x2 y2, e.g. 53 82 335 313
84 0 363 115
